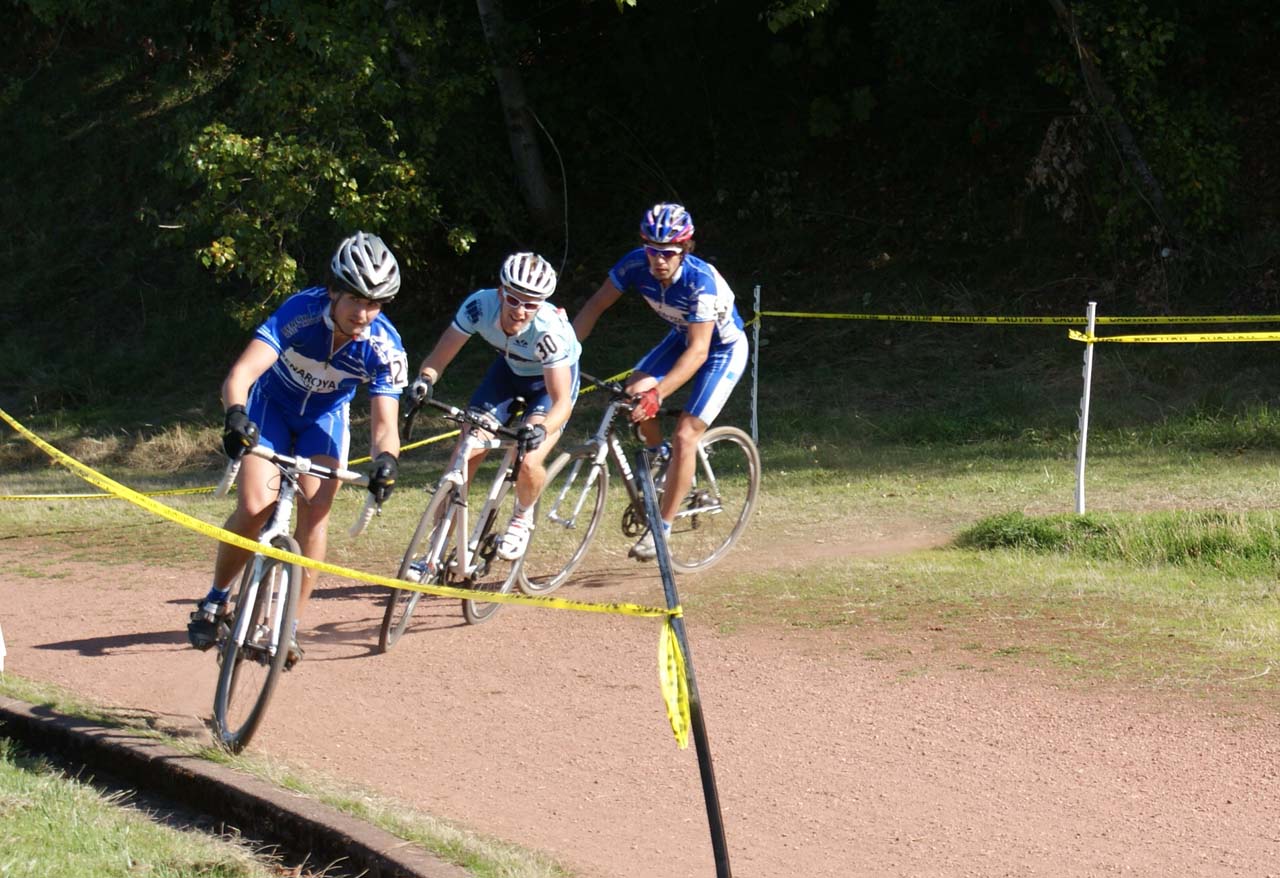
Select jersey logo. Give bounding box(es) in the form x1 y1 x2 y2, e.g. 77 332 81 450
465 299 483 325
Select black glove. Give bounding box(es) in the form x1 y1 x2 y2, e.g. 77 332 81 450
368 451 399 503
408 377 434 405
516 423 547 454
222 405 259 460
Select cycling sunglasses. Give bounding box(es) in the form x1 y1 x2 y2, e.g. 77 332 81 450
501 288 541 311
643 244 683 259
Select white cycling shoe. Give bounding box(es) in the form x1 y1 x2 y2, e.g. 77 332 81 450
496 516 533 561
629 530 657 562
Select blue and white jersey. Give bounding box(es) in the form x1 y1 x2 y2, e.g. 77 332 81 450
452 287 581 378
252 287 409 418
608 249 745 348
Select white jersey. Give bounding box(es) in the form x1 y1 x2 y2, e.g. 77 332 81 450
452 287 581 378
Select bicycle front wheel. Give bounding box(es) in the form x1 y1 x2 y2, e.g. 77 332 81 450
380 483 458 652
212 534 301 753
666 426 761 573
517 448 609 595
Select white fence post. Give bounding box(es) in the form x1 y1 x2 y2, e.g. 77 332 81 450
1074 301 1098 514
750 284 761 446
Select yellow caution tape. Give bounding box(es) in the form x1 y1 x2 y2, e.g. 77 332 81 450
9 368 639 498
1069 329 1280 344
0 405 673 619
0 485 225 501
351 428 458 467
759 311 1280 326
658 615 691 750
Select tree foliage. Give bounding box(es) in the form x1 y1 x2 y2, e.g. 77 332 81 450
2 0 1277 368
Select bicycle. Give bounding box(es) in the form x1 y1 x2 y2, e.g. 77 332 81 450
518 371 761 586
378 397 530 650
208 444 379 753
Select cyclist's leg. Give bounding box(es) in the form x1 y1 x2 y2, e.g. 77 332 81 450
191 391 284 648
210 390 293 590
637 337 747 560
514 361 578 505
663 337 747 515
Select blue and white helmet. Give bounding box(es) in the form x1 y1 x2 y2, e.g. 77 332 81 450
500 252 558 299
640 203 695 245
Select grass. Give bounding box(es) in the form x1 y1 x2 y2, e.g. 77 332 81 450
0 736 280 878
0 676 574 878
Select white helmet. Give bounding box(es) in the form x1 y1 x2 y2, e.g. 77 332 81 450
330 231 401 301
499 252 557 299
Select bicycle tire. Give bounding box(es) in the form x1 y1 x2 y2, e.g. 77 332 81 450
461 475 522 625
379 483 458 652
517 447 609 594
665 425 761 573
212 534 301 753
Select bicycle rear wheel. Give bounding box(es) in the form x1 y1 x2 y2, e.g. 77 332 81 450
461 478 521 625
665 425 761 573
212 534 301 752
517 447 609 595
379 484 457 652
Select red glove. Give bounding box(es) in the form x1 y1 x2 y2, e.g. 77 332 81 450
632 387 661 421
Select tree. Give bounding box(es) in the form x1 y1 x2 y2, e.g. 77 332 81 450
474 0 559 234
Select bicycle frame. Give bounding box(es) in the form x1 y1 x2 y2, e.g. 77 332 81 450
542 394 640 527
434 430 520 581
226 474 298 660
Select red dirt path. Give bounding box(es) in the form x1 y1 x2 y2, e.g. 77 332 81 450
2 530 1280 878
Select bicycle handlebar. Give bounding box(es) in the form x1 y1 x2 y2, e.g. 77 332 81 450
579 371 682 419
214 444 381 537
409 397 525 441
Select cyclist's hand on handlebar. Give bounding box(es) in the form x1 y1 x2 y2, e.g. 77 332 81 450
222 405 259 460
408 376 434 406
630 387 661 422
516 423 547 453
368 451 399 503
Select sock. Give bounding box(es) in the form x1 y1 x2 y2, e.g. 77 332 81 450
203 585 231 605
512 500 533 522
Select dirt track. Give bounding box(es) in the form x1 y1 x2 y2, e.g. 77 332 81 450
3 531 1280 878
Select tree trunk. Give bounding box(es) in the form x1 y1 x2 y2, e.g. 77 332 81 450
475 0 559 234
1047 0 1186 246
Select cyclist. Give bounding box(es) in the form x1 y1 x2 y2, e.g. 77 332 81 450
187 231 409 662
573 202 747 562
407 251 580 562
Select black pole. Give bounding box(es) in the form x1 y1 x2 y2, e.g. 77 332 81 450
635 448 732 877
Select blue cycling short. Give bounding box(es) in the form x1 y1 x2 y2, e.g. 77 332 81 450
468 358 580 426
633 331 748 425
246 384 350 466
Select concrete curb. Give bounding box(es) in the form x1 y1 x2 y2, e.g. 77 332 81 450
0 696 468 878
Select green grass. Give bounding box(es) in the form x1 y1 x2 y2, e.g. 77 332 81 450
0 676 574 878
0 737 278 878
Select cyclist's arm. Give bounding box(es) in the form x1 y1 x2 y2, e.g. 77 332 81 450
416 326 470 385
539 363 576 436
369 394 401 459
654 320 712 401
572 279 622 342
221 339 278 409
